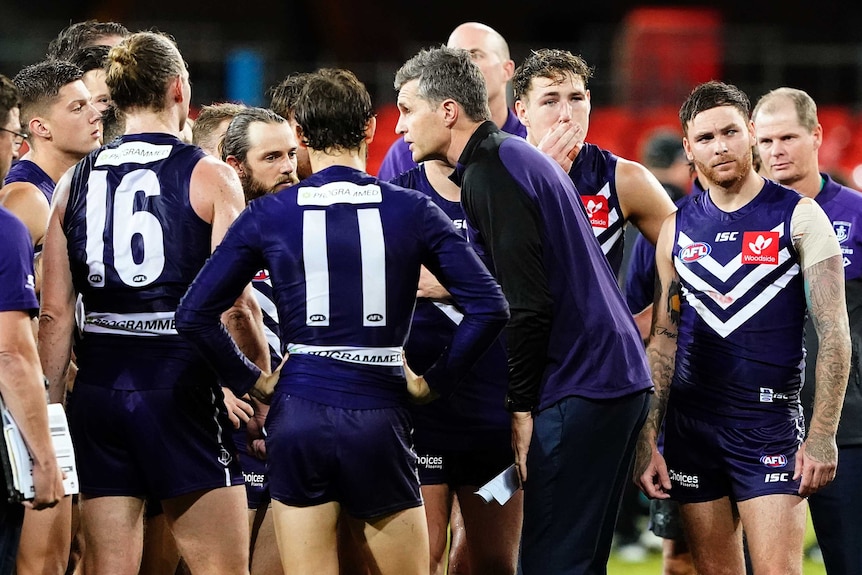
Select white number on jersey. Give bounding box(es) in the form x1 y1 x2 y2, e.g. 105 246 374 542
84 169 166 288
302 208 387 326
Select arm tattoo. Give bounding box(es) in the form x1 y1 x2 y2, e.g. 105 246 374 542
642 276 682 438
807 255 851 438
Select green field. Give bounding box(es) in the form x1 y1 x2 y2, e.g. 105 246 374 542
607 515 825 574
607 553 826 574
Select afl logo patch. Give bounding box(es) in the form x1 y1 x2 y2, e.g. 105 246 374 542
760 454 787 468
679 242 711 263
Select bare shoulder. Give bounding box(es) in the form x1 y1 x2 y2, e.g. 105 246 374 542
615 158 677 244
0 181 49 211
189 154 244 223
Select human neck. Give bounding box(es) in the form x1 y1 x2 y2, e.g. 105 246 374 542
488 93 510 129
28 144 85 182
308 144 367 173
123 108 185 138
424 160 459 202
444 120 485 168
705 169 764 212
780 168 823 199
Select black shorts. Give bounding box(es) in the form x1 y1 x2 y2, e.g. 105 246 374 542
415 446 514 488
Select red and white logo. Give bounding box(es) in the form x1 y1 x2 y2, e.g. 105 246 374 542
253 270 270 281
581 196 608 228
742 232 779 265
760 454 787 468
680 242 711 263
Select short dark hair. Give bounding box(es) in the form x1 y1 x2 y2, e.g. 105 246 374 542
513 49 594 101
106 31 185 112
294 69 374 152
0 75 20 130
47 20 130 60
13 60 84 123
220 107 286 162
394 46 490 123
269 73 311 119
679 81 751 135
69 45 111 74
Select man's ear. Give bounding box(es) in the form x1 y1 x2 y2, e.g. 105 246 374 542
364 115 377 144
171 75 184 103
441 99 459 128
514 99 529 127
28 116 50 139
296 124 309 149
225 155 242 173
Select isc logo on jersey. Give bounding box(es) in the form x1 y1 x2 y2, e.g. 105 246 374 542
742 231 779 265
679 242 711 263
580 196 609 228
760 454 787 468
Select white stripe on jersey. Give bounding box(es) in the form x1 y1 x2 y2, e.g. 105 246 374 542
302 211 330 326
676 247 795 311
681 264 798 338
357 208 387 327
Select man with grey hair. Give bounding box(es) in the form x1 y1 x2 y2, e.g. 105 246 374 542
378 22 525 180
753 86 862 575
394 46 652 574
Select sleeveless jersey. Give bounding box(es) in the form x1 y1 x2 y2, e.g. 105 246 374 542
392 165 510 449
4 159 56 202
671 180 806 427
64 133 209 345
570 143 626 276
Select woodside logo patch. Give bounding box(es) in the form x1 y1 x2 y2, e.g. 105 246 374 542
742 232 779 265
580 196 609 228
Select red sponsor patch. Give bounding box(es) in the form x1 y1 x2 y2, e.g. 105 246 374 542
741 231 779 265
580 196 609 228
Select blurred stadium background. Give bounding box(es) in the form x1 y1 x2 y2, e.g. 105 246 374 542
3 2 862 181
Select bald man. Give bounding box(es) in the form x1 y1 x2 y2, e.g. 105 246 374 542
377 22 526 180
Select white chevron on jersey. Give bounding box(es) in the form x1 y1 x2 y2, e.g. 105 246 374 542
677 222 786 283
252 277 281 357
676 221 800 338
594 181 622 254
677 247 794 311
681 264 798 338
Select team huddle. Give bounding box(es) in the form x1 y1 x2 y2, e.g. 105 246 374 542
0 16 859 575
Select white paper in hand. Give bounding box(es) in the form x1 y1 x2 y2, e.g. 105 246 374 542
475 464 519 505
2 402 78 499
